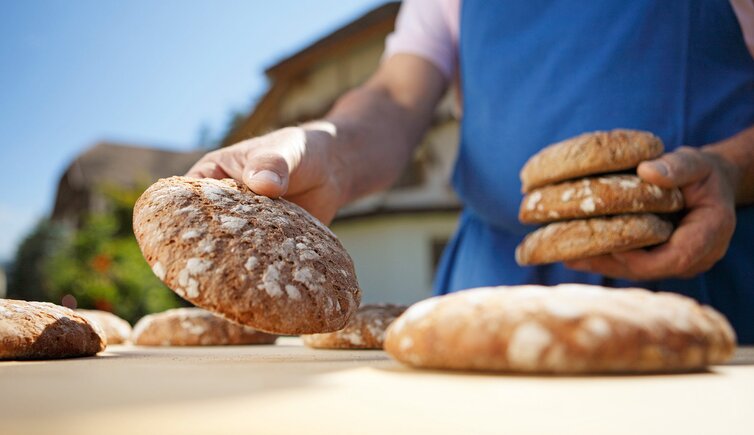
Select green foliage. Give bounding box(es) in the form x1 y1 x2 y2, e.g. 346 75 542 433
8 183 185 323
7 219 67 301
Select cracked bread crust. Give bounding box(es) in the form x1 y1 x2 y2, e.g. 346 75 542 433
520 129 664 193
133 176 361 335
515 214 672 265
131 308 277 346
519 175 684 224
302 303 407 349
0 299 106 360
384 284 736 374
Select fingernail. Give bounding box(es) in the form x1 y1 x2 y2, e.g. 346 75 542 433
249 170 281 185
647 161 668 177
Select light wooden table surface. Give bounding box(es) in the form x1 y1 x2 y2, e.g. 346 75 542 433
2 337 753 435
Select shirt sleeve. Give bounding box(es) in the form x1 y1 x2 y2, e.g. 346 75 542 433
383 0 459 79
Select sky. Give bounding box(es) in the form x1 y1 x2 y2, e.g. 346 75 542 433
0 0 386 262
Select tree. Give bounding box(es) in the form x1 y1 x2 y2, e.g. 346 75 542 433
8 183 186 324
6 219 67 301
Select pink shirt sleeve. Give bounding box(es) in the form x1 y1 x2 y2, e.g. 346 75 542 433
383 0 460 79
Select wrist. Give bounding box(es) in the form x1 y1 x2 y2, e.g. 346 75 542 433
702 126 754 205
300 121 353 209
702 144 743 204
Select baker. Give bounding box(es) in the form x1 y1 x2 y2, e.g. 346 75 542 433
188 1 754 344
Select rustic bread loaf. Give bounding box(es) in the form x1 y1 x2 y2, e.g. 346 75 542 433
133 176 361 335
520 129 663 192
519 175 684 224
0 299 106 360
515 214 672 265
131 307 277 346
384 285 736 374
78 309 132 345
302 303 407 349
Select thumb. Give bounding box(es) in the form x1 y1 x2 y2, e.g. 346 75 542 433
242 153 290 198
637 146 711 188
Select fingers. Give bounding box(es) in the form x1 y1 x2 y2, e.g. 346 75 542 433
567 146 735 281
184 139 294 198
186 160 228 179
565 255 633 279
637 147 711 188
565 205 732 280
241 153 290 198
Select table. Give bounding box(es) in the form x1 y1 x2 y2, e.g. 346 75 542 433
2 338 752 435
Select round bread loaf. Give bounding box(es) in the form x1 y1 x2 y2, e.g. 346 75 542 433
515 213 672 265
302 303 407 349
519 175 684 224
0 299 106 360
133 176 361 335
520 129 664 192
78 309 132 345
131 307 278 346
384 285 736 374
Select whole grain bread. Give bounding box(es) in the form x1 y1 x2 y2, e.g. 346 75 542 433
520 129 664 192
132 176 361 335
515 214 672 265
384 285 736 374
78 309 132 345
131 307 277 346
0 299 106 360
519 175 683 224
302 303 407 349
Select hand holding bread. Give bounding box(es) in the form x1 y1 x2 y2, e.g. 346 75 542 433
517 130 738 281
567 146 738 280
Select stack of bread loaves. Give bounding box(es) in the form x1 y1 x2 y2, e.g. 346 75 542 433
516 129 685 265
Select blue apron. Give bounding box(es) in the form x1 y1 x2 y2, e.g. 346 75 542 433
434 0 754 343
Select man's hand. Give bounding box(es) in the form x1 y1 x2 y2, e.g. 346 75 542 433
565 146 738 280
186 54 448 226
187 123 347 224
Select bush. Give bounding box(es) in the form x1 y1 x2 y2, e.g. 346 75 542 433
8 183 186 324
6 219 66 302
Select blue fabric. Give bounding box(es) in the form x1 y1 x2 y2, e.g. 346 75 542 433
435 0 754 343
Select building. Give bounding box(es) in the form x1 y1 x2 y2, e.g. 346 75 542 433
52 142 205 228
222 2 461 304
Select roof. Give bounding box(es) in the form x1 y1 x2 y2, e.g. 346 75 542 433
265 2 400 80
59 142 205 190
220 2 400 146
51 142 205 223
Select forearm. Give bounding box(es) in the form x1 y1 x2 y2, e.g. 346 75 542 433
322 87 433 204
302 54 447 206
703 125 754 205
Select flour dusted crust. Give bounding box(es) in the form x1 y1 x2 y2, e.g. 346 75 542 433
520 129 664 192
131 308 277 346
133 176 361 335
78 309 132 345
384 285 736 374
0 299 106 360
519 175 684 224
515 214 672 265
302 304 407 349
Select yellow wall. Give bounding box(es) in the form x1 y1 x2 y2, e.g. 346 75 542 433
278 40 385 125
331 212 460 305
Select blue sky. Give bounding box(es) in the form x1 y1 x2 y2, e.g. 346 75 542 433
0 0 385 262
